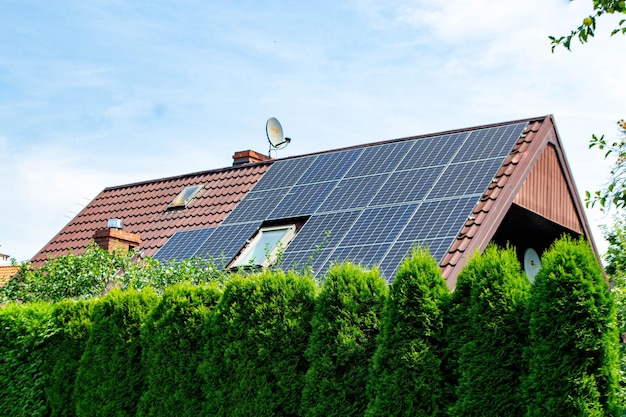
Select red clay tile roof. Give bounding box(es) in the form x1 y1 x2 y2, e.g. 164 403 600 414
31 161 272 266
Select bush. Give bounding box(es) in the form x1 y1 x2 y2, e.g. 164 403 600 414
449 245 530 417
202 270 317 416
300 263 388 417
441 251 475 412
0 302 55 417
366 247 450 417
137 282 222 417
73 288 158 417
44 299 95 417
525 236 622 416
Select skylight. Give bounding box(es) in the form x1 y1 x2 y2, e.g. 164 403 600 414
168 185 203 209
230 225 297 268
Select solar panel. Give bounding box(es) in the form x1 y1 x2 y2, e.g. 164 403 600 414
153 227 215 262
296 148 362 185
339 204 418 246
280 248 332 276
397 196 478 241
155 120 528 280
453 123 526 163
326 244 390 270
223 188 289 224
346 140 415 177
268 181 338 219
427 158 502 199
252 156 316 191
370 167 444 206
194 222 260 264
397 132 468 169
285 211 361 253
378 238 453 279
318 174 389 212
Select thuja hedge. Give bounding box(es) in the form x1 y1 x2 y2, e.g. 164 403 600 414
526 237 622 416
0 301 54 417
73 288 159 417
45 299 95 417
201 270 317 416
300 263 388 417
366 247 451 417
0 238 622 416
137 282 222 417
449 245 530 417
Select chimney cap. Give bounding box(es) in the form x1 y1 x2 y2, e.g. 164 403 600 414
108 218 123 229
232 150 271 166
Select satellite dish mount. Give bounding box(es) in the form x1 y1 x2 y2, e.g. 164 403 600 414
266 117 291 156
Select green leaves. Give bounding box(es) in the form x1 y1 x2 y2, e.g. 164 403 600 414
525 236 621 416
550 0 626 51
366 247 450 417
301 263 387 417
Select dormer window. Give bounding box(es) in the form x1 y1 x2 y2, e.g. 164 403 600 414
168 185 203 209
230 224 297 268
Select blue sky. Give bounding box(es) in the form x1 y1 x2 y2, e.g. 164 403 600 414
0 0 624 261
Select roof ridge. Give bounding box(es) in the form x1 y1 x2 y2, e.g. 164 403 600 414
103 159 275 191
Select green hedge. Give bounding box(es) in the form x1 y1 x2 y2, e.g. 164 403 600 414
449 245 530 417
45 299 95 417
202 270 316 416
366 247 450 417
526 236 622 416
73 288 158 417
300 263 388 417
137 282 222 417
0 302 55 417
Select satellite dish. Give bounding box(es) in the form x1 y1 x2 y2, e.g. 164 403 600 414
266 117 291 154
523 248 542 283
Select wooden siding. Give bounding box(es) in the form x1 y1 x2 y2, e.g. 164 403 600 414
514 144 583 233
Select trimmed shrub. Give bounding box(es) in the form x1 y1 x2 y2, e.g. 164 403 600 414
73 288 158 417
449 245 530 417
525 236 622 417
44 299 95 417
441 252 475 412
137 282 222 417
365 247 450 417
0 302 55 417
300 263 388 417
202 270 317 416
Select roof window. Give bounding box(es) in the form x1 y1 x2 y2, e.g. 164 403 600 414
168 185 203 209
230 224 297 268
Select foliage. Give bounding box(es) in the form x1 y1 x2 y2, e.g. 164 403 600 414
0 241 231 303
0 301 55 417
137 283 222 417
365 247 451 417
44 299 95 417
300 263 388 417
599 218 626 412
201 270 317 416
586 120 626 211
73 288 158 417
525 236 622 417
449 245 531 417
550 0 626 50
441 252 476 412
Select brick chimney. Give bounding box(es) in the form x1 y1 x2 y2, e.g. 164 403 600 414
93 219 142 253
232 150 271 166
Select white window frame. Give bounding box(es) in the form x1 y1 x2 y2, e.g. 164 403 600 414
230 224 297 268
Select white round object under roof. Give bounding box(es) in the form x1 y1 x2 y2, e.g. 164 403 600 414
523 248 542 282
266 117 286 148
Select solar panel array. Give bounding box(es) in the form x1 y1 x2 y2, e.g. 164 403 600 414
154 122 528 279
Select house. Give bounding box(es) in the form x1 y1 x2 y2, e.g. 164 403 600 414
31 115 597 288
